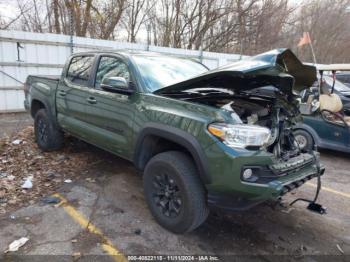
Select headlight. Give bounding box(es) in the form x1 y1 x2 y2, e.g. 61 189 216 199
208 123 271 149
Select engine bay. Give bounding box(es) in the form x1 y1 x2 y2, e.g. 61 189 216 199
183 86 304 161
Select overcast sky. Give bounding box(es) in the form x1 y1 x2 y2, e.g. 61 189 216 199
0 1 18 20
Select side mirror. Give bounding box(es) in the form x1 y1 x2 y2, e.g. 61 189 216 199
100 76 134 95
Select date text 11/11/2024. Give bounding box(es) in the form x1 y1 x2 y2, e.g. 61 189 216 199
127 255 220 261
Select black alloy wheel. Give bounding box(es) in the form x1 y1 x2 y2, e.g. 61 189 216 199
37 118 48 145
143 151 209 233
152 172 182 218
34 109 64 151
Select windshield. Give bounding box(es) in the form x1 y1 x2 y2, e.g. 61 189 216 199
323 75 350 92
132 55 208 92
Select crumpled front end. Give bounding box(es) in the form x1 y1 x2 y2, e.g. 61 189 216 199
155 48 324 211
204 142 324 211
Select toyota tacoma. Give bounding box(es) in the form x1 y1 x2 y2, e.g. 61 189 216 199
24 48 325 233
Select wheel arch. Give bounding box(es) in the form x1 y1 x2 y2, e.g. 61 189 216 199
30 99 46 118
133 123 211 184
30 97 60 129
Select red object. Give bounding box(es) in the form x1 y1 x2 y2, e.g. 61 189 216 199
297 32 311 47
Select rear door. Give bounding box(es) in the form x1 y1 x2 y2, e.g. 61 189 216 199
83 55 137 158
56 55 95 139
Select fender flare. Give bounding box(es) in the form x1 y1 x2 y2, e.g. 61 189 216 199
30 98 50 116
133 123 211 184
30 97 60 129
293 123 321 145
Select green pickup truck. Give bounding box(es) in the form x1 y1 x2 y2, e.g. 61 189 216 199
24 48 325 233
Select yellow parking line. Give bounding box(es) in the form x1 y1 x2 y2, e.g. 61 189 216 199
306 183 350 199
53 193 128 262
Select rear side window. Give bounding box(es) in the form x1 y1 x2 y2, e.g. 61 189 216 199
66 56 94 85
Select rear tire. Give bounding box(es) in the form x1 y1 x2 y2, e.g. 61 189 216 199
34 109 64 151
294 129 314 152
143 151 209 234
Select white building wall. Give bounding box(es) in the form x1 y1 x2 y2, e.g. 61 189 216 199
0 30 246 112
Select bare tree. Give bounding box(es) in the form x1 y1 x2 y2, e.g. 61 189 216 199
63 0 93 37
1 0 350 63
292 0 350 63
52 0 60 33
16 0 45 32
89 0 127 39
0 3 32 30
122 0 155 43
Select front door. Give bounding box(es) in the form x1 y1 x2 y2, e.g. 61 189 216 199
84 55 137 159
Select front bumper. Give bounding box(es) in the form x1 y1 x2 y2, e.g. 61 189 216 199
204 142 325 211
207 165 325 211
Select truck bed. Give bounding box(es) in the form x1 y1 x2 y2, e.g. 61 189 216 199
24 75 61 115
27 75 60 81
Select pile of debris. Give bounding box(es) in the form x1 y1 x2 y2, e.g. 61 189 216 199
0 126 104 214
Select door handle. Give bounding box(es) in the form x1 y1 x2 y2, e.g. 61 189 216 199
58 90 66 97
87 97 97 104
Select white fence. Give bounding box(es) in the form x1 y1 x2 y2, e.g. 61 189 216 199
0 30 245 113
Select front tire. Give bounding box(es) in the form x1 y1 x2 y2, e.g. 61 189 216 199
294 129 314 152
143 151 209 234
34 109 64 151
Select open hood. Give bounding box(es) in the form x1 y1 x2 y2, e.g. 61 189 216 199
154 48 317 96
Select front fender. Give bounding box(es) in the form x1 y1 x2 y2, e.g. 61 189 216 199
133 122 211 184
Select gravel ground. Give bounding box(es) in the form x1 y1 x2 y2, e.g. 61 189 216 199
0 113 349 261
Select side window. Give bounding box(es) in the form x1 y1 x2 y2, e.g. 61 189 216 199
342 75 350 83
66 56 94 86
95 56 130 89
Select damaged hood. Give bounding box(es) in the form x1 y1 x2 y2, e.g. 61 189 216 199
154 48 317 96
